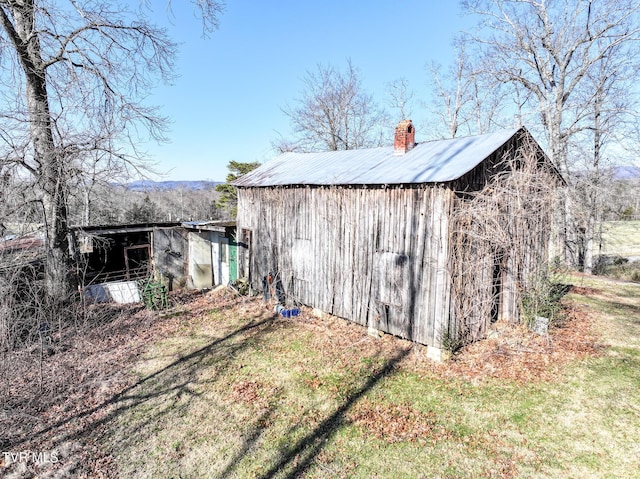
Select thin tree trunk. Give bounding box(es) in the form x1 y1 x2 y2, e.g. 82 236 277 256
584 93 603 274
83 188 90 226
584 214 595 273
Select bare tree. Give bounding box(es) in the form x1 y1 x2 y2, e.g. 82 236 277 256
429 43 473 139
281 60 388 152
67 148 134 226
429 40 503 139
385 77 415 124
0 1 223 300
462 0 640 265
572 39 638 272
463 0 639 175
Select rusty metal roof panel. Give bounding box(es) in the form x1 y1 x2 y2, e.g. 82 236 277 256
233 128 522 187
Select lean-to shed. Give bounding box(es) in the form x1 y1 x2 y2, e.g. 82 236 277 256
74 221 238 293
233 122 562 358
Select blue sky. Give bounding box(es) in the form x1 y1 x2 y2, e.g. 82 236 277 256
146 1 474 182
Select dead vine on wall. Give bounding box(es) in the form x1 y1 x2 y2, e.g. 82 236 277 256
449 140 559 346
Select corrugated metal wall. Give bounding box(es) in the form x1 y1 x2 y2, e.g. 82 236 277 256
237 185 453 347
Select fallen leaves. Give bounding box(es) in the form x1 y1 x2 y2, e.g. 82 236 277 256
0 293 197 478
431 303 603 384
568 285 602 296
230 379 262 404
348 398 450 444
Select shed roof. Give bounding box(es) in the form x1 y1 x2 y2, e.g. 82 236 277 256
181 220 235 232
72 222 180 235
233 127 525 187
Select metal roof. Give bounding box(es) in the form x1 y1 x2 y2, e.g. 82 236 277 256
181 220 235 232
72 222 180 234
233 128 523 187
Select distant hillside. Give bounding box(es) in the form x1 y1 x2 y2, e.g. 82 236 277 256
122 167 637 190
613 166 640 180
125 180 223 191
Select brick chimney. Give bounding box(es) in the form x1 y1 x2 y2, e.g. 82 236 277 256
393 119 415 155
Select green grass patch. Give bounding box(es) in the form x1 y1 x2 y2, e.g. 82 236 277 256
596 260 640 283
103 281 640 478
601 220 640 257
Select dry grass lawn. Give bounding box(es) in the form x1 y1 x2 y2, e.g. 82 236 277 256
1 275 639 478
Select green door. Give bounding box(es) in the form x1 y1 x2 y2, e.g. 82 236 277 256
229 240 237 282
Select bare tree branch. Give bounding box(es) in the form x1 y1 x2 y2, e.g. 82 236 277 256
0 0 223 298
281 60 388 152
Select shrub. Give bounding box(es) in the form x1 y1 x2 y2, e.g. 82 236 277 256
620 206 634 221
521 270 569 327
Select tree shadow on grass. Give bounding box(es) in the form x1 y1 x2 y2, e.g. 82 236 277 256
217 345 413 479
7 314 277 451
608 301 640 322
6 304 413 479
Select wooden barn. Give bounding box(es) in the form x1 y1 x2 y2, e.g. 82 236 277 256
233 122 562 359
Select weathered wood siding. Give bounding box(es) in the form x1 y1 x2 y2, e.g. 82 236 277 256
237 185 453 347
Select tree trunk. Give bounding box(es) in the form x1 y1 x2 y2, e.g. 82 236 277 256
546 99 577 267
83 188 91 226
9 3 72 299
584 93 603 275
584 214 595 274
